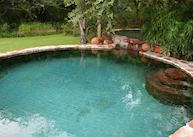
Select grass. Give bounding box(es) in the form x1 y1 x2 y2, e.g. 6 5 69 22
0 34 80 52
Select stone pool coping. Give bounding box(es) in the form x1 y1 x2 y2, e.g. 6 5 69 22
0 44 193 79
0 44 114 59
139 51 193 78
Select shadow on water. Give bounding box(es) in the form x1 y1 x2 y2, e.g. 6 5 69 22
0 66 8 80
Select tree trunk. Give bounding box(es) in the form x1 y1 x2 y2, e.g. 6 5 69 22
79 17 86 44
97 19 102 39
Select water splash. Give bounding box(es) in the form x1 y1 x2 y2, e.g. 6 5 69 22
0 112 75 137
121 84 141 109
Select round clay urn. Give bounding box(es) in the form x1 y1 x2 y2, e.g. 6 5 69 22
141 43 150 52
91 37 100 44
153 47 162 53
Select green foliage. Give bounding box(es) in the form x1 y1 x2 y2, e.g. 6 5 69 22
0 22 67 37
18 23 56 36
62 23 80 36
0 0 72 27
0 23 9 33
142 1 193 60
65 0 116 37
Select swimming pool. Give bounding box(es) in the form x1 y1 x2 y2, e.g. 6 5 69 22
0 50 191 137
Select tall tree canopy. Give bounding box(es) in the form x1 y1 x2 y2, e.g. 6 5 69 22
0 0 72 27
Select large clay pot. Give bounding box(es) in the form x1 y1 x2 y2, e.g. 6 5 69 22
91 37 100 44
153 47 162 53
141 43 150 52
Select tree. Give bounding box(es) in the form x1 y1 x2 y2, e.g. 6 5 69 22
87 0 115 38
64 0 88 44
0 0 71 28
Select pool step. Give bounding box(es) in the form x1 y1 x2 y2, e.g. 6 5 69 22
146 68 193 105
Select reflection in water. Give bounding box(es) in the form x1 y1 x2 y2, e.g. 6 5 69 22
80 51 85 67
96 53 101 67
0 112 75 137
0 68 8 79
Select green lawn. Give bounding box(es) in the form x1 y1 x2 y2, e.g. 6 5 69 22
0 34 80 52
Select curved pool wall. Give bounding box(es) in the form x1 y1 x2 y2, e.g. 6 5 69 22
0 45 193 79
0 46 192 137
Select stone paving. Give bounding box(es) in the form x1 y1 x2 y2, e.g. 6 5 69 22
0 44 114 59
170 120 193 137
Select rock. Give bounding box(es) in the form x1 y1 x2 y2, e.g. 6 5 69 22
127 38 145 45
112 35 128 48
146 68 193 105
91 37 100 44
141 43 150 52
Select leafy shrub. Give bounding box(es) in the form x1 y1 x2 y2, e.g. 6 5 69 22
62 23 80 36
0 23 9 32
18 22 58 36
142 12 193 60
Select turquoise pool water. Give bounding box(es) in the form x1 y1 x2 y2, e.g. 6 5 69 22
0 51 191 137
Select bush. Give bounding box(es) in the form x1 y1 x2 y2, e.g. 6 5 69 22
142 12 193 60
0 23 9 32
17 22 58 36
62 23 80 36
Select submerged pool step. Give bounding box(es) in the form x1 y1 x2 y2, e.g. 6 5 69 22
146 68 193 106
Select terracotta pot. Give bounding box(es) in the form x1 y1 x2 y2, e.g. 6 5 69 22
91 37 100 44
141 43 150 52
153 47 162 53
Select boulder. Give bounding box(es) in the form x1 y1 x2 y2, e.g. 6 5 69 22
112 35 128 48
127 38 145 45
